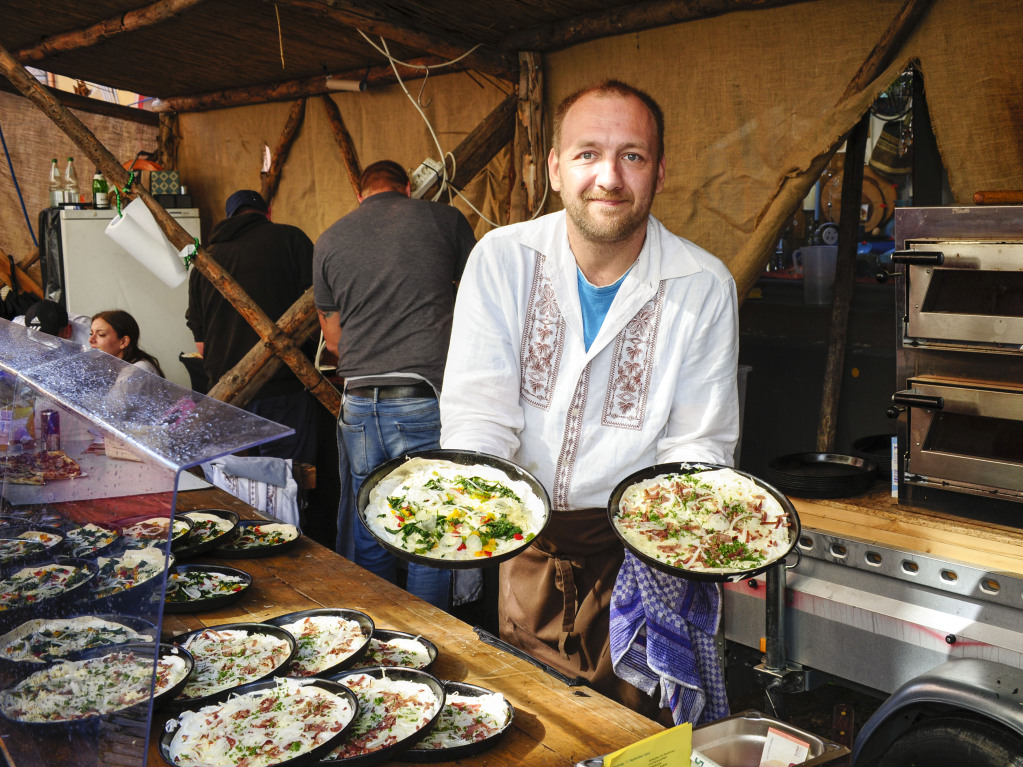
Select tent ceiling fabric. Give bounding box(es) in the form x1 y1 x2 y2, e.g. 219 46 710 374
0 1 820 100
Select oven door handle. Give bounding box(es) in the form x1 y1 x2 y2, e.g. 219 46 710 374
890 249 945 266
892 391 945 410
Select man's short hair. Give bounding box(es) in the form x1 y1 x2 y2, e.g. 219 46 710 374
552 80 665 160
225 189 269 218
359 160 409 196
24 300 69 336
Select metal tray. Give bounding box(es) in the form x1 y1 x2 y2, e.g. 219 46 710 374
160 678 360 767
163 564 252 613
167 622 296 709
172 509 240 559
403 680 514 762
263 607 374 677
212 520 301 559
356 449 550 570
607 462 800 583
324 666 446 765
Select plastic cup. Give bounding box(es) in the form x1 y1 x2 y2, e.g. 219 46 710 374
798 246 838 305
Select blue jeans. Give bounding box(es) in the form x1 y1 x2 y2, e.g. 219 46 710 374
338 393 452 610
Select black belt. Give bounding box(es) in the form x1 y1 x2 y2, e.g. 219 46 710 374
346 383 436 399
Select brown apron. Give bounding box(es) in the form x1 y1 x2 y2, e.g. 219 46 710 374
499 508 661 717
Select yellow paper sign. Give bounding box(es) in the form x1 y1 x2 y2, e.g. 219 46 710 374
603 723 692 767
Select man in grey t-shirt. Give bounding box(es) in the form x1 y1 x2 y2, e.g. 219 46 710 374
314 160 476 609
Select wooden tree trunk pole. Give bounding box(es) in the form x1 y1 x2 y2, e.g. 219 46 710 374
730 0 931 301
418 93 517 202
157 112 178 171
16 0 206 62
510 52 545 223
319 96 362 200
0 43 340 417
816 113 869 453
208 288 319 406
151 57 455 113
260 99 306 206
0 248 44 299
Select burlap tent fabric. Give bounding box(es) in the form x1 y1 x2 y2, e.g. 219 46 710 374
1 0 1020 278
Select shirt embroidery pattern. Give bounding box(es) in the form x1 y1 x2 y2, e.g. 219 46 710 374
520 254 565 410
602 282 665 430
554 364 590 511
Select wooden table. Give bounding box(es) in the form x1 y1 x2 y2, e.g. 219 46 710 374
146 487 664 765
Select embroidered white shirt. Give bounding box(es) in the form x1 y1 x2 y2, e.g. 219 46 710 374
439 211 739 512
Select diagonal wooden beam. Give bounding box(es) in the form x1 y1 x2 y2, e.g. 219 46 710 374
276 0 514 79
260 99 307 206
319 96 363 199
16 0 207 63
0 42 341 417
501 0 816 52
731 0 932 302
417 93 516 202
151 57 456 113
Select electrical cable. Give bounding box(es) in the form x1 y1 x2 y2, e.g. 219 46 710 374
362 30 550 228
0 119 38 248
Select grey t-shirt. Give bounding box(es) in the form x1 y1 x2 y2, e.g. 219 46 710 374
313 192 476 389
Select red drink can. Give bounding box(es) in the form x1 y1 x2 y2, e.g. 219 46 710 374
40 409 61 451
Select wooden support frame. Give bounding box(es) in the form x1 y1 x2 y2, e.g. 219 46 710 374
151 57 458 114
417 93 516 203
15 0 207 62
510 52 545 223
0 42 341 418
260 99 307 206
276 0 514 79
320 96 363 200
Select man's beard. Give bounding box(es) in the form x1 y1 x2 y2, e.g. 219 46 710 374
561 190 653 244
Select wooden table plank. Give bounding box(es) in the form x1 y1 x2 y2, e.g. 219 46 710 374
791 486 1023 576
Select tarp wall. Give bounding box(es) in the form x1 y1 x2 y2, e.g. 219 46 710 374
1 0 1020 283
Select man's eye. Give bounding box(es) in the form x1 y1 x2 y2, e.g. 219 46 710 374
579 151 595 160
624 153 641 162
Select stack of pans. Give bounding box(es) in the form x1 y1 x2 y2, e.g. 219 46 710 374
851 434 896 482
763 452 876 499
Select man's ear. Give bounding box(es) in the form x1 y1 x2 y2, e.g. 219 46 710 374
548 148 562 192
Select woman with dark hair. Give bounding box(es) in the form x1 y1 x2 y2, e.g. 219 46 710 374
89 309 165 377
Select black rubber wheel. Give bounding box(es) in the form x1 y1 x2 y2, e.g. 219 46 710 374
877 715 1023 767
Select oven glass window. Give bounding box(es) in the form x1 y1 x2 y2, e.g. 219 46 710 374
921 270 1023 317
926 411 1023 463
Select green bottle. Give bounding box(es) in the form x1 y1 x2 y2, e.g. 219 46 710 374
92 172 109 209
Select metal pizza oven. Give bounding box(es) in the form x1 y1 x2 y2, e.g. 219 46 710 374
890 206 1023 513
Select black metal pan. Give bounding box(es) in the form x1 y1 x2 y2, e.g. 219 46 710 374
356 449 551 570
607 462 800 582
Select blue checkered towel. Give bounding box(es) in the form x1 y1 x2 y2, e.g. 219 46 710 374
610 551 729 725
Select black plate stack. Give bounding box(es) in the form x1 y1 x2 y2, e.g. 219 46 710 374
851 434 895 481
763 452 876 499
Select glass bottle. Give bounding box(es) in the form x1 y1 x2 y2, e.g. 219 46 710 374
47 158 62 207
92 172 109 209
62 157 79 206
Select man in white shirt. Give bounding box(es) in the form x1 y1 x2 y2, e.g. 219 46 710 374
440 80 739 711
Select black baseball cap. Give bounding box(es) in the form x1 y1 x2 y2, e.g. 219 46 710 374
225 190 268 218
24 300 69 336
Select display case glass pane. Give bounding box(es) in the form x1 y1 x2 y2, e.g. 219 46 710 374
0 319 292 765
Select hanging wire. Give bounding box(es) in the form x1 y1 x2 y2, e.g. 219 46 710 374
0 120 38 247
358 30 549 229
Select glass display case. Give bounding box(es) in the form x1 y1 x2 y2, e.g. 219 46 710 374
0 318 291 766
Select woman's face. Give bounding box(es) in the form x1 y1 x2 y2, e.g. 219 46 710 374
90 318 129 358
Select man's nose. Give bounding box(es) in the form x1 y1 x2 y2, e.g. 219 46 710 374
594 157 623 190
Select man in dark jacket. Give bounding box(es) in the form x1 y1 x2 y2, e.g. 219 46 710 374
186 190 316 463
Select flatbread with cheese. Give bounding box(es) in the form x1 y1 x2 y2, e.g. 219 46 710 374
365 458 545 562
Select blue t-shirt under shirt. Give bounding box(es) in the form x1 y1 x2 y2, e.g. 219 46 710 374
577 267 629 350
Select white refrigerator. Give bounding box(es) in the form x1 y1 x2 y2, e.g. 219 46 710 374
58 207 201 388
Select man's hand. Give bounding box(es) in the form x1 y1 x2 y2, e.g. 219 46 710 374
317 308 342 356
